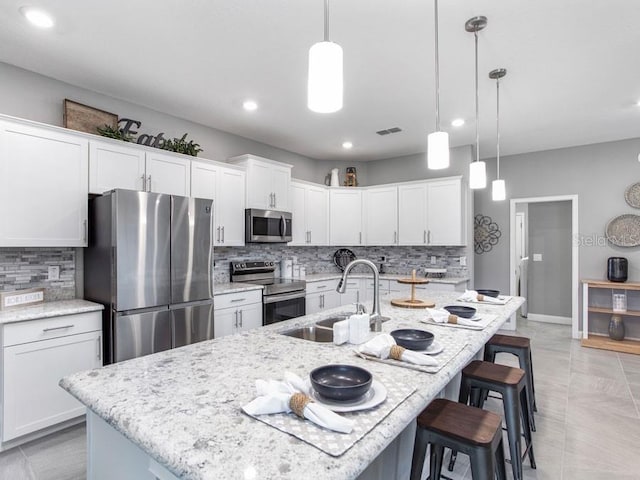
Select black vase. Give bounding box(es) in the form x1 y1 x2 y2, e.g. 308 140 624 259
607 257 628 282
609 315 625 341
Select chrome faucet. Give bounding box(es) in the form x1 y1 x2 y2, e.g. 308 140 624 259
336 259 383 332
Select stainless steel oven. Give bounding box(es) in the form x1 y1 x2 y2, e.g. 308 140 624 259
230 261 305 325
245 209 292 243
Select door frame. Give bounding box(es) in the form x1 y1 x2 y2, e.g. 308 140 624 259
509 194 579 338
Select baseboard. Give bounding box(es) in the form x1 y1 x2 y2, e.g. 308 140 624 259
527 313 572 325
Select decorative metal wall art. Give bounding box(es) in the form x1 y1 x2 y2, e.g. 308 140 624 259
474 214 501 254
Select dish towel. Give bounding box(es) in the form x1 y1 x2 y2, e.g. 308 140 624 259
358 334 438 367
425 308 480 327
458 289 504 304
242 372 354 434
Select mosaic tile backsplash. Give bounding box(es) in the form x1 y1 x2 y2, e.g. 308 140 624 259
0 248 76 301
213 245 469 283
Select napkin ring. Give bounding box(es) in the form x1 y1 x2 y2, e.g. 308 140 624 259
390 345 406 360
447 315 458 324
476 294 485 302
289 393 312 418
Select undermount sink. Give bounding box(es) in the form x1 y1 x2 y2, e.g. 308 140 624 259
281 326 333 342
314 313 351 329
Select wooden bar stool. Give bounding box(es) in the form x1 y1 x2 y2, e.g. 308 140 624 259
448 361 536 480
410 398 507 480
484 334 537 431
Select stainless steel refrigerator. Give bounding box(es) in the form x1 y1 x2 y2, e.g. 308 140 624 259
84 189 214 364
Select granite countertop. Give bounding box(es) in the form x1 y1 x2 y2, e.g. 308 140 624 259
61 292 523 480
213 282 264 295
303 272 469 285
0 299 104 325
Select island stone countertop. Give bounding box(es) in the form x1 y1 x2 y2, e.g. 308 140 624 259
0 299 103 325
61 292 523 480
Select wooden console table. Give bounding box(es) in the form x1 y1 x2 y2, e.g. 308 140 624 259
581 279 640 354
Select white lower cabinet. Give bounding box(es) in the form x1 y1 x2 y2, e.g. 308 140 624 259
213 290 262 338
305 279 341 314
1 311 102 442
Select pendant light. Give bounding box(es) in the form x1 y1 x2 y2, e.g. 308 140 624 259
490 68 507 201
466 16 487 189
308 0 343 113
427 0 450 170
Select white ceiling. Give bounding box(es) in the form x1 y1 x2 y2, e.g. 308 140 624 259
1 1 639 161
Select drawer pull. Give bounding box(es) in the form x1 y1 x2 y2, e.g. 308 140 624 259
316 285 327 290
230 298 246 303
42 324 74 332
97 335 102 360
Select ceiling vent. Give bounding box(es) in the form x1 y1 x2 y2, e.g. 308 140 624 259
376 127 403 136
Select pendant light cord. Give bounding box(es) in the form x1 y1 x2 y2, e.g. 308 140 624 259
474 29 479 163
434 0 441 131
496 75 500 179
324 0 330 41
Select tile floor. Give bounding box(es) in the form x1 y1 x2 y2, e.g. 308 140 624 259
1 318 640 479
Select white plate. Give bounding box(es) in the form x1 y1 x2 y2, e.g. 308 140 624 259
307 379 387 413
415 340 444 355
467 315 483 322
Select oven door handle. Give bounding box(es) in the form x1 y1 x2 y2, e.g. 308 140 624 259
263 291 306 304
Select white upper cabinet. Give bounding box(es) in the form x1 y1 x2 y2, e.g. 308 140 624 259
290 181 328 246
398 177 465 246
364 186 398 245
0 120 88 247
191 161 245 246
398 183 428 245
329 188 363 246
89 140 190 196
228 154 292 210
89 140 146 194
426 177 464 245
145 150 191 196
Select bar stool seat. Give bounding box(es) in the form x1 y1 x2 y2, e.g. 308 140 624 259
410 398 507 480
484 334 537 431
449 360 536 480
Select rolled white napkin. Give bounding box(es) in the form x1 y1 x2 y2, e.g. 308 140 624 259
426 308 478 327
242 372 354 434
358 334 438 366
459 289 503 304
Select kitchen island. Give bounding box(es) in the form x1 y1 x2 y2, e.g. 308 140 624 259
61 291 523 480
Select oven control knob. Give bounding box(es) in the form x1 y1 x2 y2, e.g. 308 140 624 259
241 263 246 268
269 261 274 266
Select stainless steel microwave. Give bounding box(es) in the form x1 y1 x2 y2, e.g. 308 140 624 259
245 208 292 243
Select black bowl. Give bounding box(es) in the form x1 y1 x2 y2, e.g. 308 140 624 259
390 329 435 351
310 364 373 401
444 305 477 319
476 289 500 298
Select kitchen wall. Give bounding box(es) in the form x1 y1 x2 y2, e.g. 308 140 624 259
0 248 76 301
213 245 468 284
474 137 640 338
527 201 572 319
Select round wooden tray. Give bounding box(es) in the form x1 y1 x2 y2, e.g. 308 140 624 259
391 298 435 308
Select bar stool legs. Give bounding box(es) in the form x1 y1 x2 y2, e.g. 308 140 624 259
410 398 507 480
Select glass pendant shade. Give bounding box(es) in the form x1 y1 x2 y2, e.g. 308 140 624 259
427 131 450 169
307 41 343 113
469 161 487 189
492 179 506 201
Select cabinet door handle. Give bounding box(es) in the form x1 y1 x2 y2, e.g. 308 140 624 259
239 309 243 328
356 290 360 303
428 230 431 244
230 298 246 303
394 231 397 243
321 294 324 308
273 192 277 207
221 226 225 243
96 335 102 361
234 310 238 329
308 231 312 243
216 226 221 243
43 324 74 332
147 175 152 192
424 230 427 244
141 174 146 191
359 232 362 244
83 220 88 244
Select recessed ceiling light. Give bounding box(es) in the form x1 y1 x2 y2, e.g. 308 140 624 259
342 141 353 149
242 100 258 111
451 118 465 127
20 7 55 28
